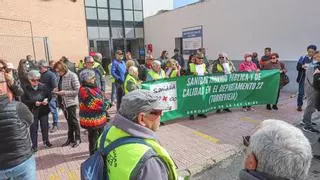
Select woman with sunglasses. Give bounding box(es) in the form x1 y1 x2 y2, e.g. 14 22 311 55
261 53 282 110
21 70 52 152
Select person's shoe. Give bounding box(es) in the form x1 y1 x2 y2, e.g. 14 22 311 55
189 115 195 120
223 108 232 113
242 108 248 112
32 147 38 153
300 122 317 126
302 127 320 133
45 141 53 148
266 104 272 110
216 109 221 114
72 140 81 148
297 106 303 112
248 107 256 111
61 139 74 147
50 126 58 133
198 114 207 118
272 105 278 110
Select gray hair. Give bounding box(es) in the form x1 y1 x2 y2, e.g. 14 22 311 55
128 66 138 76
27 70 41 80
248 119 312 180
95 53 102 61
152 60 161 68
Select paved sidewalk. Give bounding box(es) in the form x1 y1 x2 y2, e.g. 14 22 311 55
36 91 306 179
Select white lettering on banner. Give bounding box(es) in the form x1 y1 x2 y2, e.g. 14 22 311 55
149 82 177 112
182 87 205 97
208 92 238 104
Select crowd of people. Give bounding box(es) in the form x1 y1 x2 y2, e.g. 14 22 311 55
0 43 319 179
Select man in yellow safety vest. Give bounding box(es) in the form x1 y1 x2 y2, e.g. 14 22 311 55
146 60 166 81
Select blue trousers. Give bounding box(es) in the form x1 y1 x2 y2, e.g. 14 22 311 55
49 97 59 127
0 156 36 180
297 82 305 107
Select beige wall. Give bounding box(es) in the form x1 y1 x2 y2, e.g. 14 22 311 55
0 0 88 67
145 0 320 60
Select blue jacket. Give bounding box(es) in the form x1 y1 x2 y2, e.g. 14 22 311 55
296 55 313 83
111 59 126 83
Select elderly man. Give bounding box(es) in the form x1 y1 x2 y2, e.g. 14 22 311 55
79 56 105 92
93 53 106 77
124 66 140 95
98 90 178 180
146 60 166 82
240 119 312 180
111 50 126 110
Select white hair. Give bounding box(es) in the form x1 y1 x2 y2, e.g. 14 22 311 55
152 60 161 68
248 119 312 180
128 66 138 76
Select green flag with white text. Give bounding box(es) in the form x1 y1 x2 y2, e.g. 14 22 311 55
141 70 280 122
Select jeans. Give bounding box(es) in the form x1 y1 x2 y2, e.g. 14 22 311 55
0 156 36 180
111 82 117 103
30 115 49 149
49 97 59 127
116 82 124 111
63 105 81 141
88 128 103 155
297 82 305 107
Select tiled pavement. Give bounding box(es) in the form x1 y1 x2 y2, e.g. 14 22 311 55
36 91 305 179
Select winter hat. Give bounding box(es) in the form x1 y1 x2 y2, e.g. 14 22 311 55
80 69 95 82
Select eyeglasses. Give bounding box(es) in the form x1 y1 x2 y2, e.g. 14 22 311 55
149 110 163 116
271 57 277 59
31 79 40 82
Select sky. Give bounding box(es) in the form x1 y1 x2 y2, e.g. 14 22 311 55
174 0 199 8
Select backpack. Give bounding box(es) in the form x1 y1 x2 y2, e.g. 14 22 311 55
81 126 154 180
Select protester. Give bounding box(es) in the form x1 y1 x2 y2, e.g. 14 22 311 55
125 59 136 71
252 52 260 69
111 50 126 110
38 60 59 133
279 58 289 89
79 56 105 93
158 50 169 69
198 48 210 72
260 47 272 66
78 59 84 70
146 60 166 82
108 62 117 105
296 45 317 112
261 53 282 110
93 53 106 77
1 60 23 100
60 56 76 73
126 51 140 67
145 54 154 70
98 90 178 180
187 54 196 74
172 48 185 70
240 119 312 180
22 70 52 152
54 61 81 147
239 53 260 111
301 51 320 133
211 53 234 113
0 69 36 180
78 69 109 155
26 55 39 71
6 63 20 88
166 59 181 78
18 59 33 86
124 66 140 94
189 53 208 120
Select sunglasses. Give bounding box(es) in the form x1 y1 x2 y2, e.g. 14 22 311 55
271 57 277 59
149 110 163 116
31 79 40 82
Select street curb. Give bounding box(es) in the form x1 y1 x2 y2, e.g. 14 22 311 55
177 146 242 180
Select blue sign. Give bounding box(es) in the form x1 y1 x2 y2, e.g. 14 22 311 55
182 29 202 39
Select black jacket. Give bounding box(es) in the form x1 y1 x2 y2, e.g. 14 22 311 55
0 96 34 169
22 83 50 118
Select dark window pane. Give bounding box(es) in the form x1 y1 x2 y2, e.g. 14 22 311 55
89 40 94 47
110 0 121 8
111 9 123 21
124 10 134 21
86 8 97 20
87 20 99 26
133 0 142 10
85 0 96 7
98 8 108 20
97 0 108 7
134 11 143 22
124 0 133 9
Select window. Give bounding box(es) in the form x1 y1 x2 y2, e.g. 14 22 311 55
123 0 133 9
134 11 143 22
133 0 142 10
112 27 124 38
135 28 143 38
124 10 134 21
87 27 99 39
110 9 123 21
125 28 134 38
110 0 121 9
97 0 108 8
89 40 94 48
86 8 97 20
99 27 110 39
98 9 108 20
85 0 96 7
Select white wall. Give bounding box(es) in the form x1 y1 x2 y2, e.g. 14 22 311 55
145 0 320 60
143 0 173 18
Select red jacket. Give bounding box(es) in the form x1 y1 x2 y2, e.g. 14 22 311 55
239 61 258 72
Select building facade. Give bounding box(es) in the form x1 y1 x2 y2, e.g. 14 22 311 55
85 0 145 60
